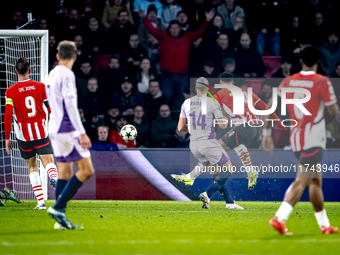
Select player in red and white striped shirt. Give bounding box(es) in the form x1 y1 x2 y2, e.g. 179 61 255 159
4 57 58 210
262 46 338 235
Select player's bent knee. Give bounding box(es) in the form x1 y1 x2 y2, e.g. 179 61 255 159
76 157 94 178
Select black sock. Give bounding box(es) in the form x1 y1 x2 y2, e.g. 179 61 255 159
54 175 83 210
206 172 229 198
55 179 68 201
207 180 220 198
219 185 234 204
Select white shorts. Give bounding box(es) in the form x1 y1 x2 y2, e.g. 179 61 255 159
190 139 230 166
49 131 91 163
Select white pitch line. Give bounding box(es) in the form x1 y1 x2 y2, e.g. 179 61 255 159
2 238 340 247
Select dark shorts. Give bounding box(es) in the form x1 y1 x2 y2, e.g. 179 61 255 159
294 147 324 168
220 124 262 149
17 136 53 160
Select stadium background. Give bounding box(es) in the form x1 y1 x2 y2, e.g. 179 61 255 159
1 0 340 201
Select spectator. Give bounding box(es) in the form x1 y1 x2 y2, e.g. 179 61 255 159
129 105 150 147
255 0 283 56
333 62 340 78
143 79 168 120
109 76 145 116
79 108 95 141
146 34 161 74
212 33 236 72
133 0 162 19
72 34 89 72
121 34 148 77
235 33 266 78
226 15 247 49
203 15 228 49
188 37 207 76
300 0 331 28
177 11 197 33
8 10 25 29
76 60 94 100
107 106 120 128
140 8 215 100
217 0 245 29
101 0 134 30
171 85 191 116
48 34 58 71
272 56 293 78
99 54 127 99
92 124 118 151
108 9 135 53
185 0 209 27
161 0 183 27
83 77 106 126
307 12 328 47
281 15 303 56
194 58 219 78
109 115 136 148
222 57 240 77
82 17 111 55
138 4 166 48
320 31 340 77
74 34 87 58
150 104 177 147
37 18 48 29
165 128 190 148
259 80 272 104
62 8 84 40
137 58 157 94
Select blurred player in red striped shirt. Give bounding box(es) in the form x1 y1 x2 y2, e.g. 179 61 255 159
262 46 339 235
4 57 58 209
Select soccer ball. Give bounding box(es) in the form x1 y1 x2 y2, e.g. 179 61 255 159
120 124 137 141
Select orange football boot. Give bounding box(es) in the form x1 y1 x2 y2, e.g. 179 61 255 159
269 216 293 235
321 226 338 234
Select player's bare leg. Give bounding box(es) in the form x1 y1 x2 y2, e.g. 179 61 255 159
24 156 46 209
74 157 95 183
270 164 337 235
39 154 58 189
309 177 338 234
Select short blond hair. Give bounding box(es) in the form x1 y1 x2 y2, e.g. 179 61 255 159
57 40 77 60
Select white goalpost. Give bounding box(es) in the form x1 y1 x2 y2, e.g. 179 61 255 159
0 30 49 200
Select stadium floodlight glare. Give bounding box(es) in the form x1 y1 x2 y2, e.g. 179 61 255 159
0 30 49 200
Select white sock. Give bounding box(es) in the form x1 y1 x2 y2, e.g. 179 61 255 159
234 145 253 175
187 163 204 179
0 191 5 199
275 201 293 222
46 163 58 180
315 209 330 229
29 171 45 205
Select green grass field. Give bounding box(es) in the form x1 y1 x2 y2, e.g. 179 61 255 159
0 200 339 255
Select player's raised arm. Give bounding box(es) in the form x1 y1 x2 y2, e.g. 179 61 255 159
4 94 14 155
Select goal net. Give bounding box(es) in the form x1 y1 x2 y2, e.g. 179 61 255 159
0 30 48 200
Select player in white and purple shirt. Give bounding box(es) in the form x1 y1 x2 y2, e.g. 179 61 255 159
46 41 94 230
172 77 243 209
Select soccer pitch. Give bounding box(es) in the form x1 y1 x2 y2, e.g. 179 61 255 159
1 201 339 255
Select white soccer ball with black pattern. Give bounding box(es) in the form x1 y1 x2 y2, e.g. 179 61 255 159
120 124 137 141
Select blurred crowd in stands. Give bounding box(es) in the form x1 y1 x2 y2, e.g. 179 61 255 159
2 0 340 149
